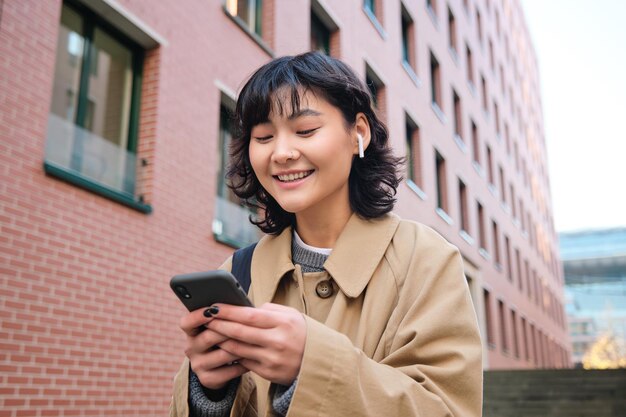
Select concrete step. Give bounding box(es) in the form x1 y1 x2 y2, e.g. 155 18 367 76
483 369 626 417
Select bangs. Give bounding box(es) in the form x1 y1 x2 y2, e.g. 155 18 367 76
242 83 308 128
235 54 344 140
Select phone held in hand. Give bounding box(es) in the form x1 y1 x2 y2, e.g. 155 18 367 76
170 270 254 311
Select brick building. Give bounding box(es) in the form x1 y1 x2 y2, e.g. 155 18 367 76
0 0 569 415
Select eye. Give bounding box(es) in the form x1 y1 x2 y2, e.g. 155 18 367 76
253 135 273 142
297 127 320 136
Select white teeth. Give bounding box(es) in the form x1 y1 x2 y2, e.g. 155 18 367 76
277 171 311 182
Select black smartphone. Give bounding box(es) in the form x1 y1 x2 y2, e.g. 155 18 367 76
170 270 254 311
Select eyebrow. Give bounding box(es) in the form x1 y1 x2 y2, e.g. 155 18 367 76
287 108 323 120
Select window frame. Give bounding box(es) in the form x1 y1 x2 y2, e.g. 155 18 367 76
214 100 261 248
44 0 149 213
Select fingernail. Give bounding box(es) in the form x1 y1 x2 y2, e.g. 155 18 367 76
203 308 213 318
208 305 219 316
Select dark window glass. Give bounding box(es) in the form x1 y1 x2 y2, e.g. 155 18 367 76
46 2 143 197
311 11 330 55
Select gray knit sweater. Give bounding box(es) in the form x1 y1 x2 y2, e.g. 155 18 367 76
188 237 329 417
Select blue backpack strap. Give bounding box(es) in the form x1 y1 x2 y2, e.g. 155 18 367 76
231 242 257 294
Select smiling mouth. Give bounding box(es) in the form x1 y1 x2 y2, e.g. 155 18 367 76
274 170 314 182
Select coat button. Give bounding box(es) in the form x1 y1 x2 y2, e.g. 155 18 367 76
315 280 333 298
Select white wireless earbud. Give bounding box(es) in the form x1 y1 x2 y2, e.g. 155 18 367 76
357 134 365 158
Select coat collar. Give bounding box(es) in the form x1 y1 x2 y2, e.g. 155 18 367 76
251 213 400 303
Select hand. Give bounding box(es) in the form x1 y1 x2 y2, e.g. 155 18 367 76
205 303 306 385
179 308 248 390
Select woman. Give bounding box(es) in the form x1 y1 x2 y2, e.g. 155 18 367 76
171 52 482 417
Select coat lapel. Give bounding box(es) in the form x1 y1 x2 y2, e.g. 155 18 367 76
324 213 400 298
250 226 295 305
250 212 401 304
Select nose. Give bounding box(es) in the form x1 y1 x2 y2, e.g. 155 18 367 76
271 134 300 164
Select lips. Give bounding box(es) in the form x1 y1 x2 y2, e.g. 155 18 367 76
274 170 314 182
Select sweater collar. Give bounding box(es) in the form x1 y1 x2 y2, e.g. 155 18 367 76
251 212 400 304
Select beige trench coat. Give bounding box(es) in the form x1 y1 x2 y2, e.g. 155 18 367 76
171 213 483 417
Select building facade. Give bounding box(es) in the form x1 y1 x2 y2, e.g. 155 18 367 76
561 228 626 367
0 0 568 415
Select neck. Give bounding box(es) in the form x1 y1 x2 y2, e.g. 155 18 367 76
295 205 353 248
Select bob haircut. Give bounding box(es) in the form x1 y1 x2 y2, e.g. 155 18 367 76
227 51 403 235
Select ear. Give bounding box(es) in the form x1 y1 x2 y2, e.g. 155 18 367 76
353 112 371 156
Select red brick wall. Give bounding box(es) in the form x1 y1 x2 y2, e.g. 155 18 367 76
0 0 568 415
0 0 274 415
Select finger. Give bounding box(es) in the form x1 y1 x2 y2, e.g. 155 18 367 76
206 319 275 346
187 328 230 354
258 302 293 312
209 304 281 328
190 345 241 370
195 364 248 390
179 307 217 335
218 338 268 363
237 358 295 386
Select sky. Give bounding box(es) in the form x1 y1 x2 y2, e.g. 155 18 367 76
520 0 626 233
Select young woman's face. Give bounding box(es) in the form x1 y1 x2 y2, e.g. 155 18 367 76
248 91 358 217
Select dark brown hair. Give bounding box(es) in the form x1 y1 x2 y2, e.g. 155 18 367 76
227 51 403 234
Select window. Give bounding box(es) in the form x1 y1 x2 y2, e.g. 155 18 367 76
458 178 469 234
400 5 418 78
498 300 508 352
484 289 495 347
366 64 386 118
471 120 480 166
465 43 474 85
225 0 263 37
515 248 523 292
524 258 531 298
405 115 422 188
532 268 539 306
521 317 530 361
520 199 526 232
311 9 330 55
45 2 148 211
498 165 505 204
486 145 495 186
477 202 487 251
453 89 463 139
504 234 512 281
488 37 494 70
448 7 457 55
511 309 519 358
494 99 500 135
499 63 505 95
510 183 516 218
481 74 488 111
476 9 483 44
492 219 501 266
430 51 443 111
214 102 261 247
435 151 448 213
504 123 511 155
495 8 501 38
